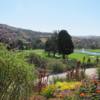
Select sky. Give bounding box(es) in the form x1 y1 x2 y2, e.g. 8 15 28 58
0 0 100 36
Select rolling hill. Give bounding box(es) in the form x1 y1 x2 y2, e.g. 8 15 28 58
0 24 100 49
0 24 51 44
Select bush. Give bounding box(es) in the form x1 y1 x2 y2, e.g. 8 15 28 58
85 63 96 68
0 43 36 100
47 60 66 74
78 79 100 100
66 59 77 70
41 85 55 98
27 53 47 69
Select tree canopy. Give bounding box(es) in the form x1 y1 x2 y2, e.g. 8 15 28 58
45 30 74 59
58 30 74 59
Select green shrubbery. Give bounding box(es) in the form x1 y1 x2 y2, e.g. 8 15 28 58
0 43 36 100
47 60 66 74
41 85 55 98
27 53 47 69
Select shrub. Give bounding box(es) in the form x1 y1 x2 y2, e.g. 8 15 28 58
86 63 96 68
78 79 100 100
66 59 77 70
41 81 81 99
27 53 47 69
47 60 66 74
41 85 56 98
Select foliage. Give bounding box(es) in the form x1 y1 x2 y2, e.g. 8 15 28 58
97 65 100 80
41 81 81 99
41 85 56 98
55 82 81 90
0 43 36 100
16 39 25 50
78 79 100 100
32 49 99 63
63 59 77 70
45 30 74 59
27 53 47 68
45 38 52 56
47 60 66 74
0 43 7 50
58 30 74 59
31 38 45 49
45 31 58 57
0 24 48 50
41 79 100 99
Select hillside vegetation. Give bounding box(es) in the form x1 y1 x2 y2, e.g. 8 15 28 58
0 24 100 50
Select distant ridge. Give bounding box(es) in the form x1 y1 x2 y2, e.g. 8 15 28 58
0 23 52 43
0 24 100 49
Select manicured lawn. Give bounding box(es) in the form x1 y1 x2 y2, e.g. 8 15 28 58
87 49 100 53
68 52 98 63
69 53 88 62
33 49 46 58
15 49 99 63
33 49 98 62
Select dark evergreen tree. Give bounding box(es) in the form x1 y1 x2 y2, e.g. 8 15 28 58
58 30 74 59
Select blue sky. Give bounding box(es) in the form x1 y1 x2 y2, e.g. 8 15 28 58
0 0 100 36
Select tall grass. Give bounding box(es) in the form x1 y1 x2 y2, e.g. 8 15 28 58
0 43 36 100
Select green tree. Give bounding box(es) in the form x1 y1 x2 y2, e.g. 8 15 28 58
45 31 58 57
50 31 58 57
58 30 74 59
45 38 52 56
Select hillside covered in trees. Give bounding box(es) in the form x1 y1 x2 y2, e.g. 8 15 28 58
0 24 100 49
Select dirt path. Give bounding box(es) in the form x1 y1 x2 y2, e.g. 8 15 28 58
47 68 97 83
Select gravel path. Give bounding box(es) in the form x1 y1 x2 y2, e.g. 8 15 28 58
85 68 97 78
46 68 97 83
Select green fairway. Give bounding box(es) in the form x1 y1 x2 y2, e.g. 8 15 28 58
87 49 100 53
33 49 46 57
15 49 99 63
69 53 87 62
25 49 99 62
68 53 96 62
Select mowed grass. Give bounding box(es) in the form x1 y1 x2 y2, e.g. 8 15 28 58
33 49 46 58
87 49 100 53
32 49 98 63
68 53 97 62
69 53 88 62
15 49 99 63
